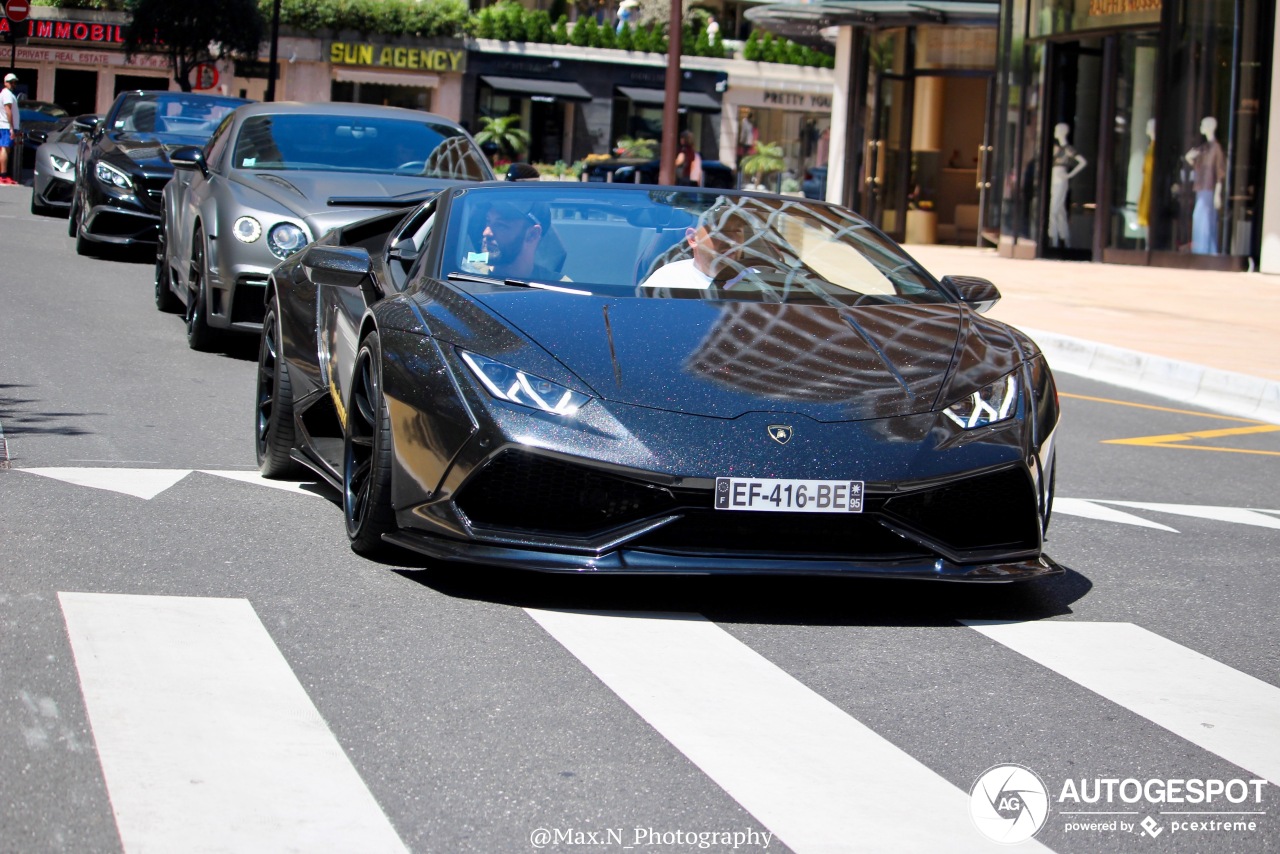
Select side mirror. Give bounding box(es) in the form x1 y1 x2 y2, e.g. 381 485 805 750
72 114 99 134
505 162 540 182
941 275 1001 314
168 145 208 177
301 245 372 290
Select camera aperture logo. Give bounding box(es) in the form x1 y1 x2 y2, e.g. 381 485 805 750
970 764 1050 844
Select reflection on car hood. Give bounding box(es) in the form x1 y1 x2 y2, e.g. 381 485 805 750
473 294 1029 421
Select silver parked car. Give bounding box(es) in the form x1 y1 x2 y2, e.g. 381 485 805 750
156 101 494 350
30 116 95 216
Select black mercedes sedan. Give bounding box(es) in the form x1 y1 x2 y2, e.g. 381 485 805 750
258 183 1061 582
69 90 250 256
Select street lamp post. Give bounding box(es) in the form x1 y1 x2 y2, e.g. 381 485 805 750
657 0 682 186
265 0 281 101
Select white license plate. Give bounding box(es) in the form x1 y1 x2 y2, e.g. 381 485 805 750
714 478 864 513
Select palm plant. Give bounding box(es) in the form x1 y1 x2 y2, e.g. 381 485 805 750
614 135 658 159
474 114 530 159
738 141 786 188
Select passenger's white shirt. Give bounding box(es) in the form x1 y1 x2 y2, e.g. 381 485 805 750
0 88 18 132
640 259 713 290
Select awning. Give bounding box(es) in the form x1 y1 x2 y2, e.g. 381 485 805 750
616 86 722 112
746 0 998 45
480 76 593 102
333 68 440 89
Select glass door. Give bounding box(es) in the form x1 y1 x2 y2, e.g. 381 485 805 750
1105 32 1159 259
863 76 911 240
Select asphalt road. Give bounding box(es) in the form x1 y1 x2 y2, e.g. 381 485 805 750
1 192 1278 854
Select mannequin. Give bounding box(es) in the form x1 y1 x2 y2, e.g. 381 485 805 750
1048 122 1087 247
1137 118 1155 231
1185 116 1225 254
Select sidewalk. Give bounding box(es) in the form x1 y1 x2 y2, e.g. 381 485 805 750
907 245 1280 424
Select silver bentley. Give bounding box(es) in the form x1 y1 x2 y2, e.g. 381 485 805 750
156 101 494 350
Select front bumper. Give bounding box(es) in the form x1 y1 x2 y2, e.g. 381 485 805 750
383 527 1062 581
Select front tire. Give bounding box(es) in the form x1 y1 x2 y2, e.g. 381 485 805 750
256 296 304 479
154 223 181 312
185 227 218 351
73 199 97 257
343 331 396 555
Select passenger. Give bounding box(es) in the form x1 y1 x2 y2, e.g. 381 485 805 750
640 204 762 290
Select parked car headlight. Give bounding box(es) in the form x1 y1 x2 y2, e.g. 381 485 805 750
267 222 308 259
943 373 1019 429
50 155 73 174
459 350 590 416
233 216 262 243
94 161 133 191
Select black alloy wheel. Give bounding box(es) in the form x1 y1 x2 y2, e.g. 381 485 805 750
185 227 217 351
256 296 303 478
67 193 79 237
154 222 181 312
343 332 396 555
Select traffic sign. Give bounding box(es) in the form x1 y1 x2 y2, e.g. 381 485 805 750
5 0 29 23
191 62 219 91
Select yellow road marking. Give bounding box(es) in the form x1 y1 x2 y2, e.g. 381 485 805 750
1060 393 1267 424
1061 393 1280 455
1103 424 1280 456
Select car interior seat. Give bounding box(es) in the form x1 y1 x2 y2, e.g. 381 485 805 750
633 228 692 283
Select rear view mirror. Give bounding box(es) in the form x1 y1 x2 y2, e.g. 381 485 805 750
940 275 1001 314
168 145 208 177
301 245 372 290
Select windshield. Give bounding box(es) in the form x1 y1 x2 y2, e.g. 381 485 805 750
231 114 491 180
440 187 948 306
110 92 246 140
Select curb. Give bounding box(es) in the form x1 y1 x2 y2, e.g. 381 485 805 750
1021 327 1280 426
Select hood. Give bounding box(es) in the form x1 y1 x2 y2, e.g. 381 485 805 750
105 134 206 170
471 294 1025 421
233 170 459 218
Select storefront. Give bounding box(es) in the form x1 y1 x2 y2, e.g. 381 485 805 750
726 82 832 193
325 39 467 120
747 2 1000 244
991 0 1273 269
4 12 173 115
463 44 726 166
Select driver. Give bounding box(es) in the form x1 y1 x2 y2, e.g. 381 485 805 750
640 203 762 290
461 201 562 281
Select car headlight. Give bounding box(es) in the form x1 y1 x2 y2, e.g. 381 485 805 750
232 216 262 243
943 373 1019 429
50 155 73 174
267 222 308 259
94 161 133 191
459 350 590 416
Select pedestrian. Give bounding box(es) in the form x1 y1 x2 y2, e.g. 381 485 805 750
674 129 698 186
0 73 21 185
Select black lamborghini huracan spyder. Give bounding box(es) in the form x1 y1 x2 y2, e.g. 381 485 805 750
257 183 1061 581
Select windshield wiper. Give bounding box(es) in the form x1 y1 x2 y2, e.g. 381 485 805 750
445 272 590 295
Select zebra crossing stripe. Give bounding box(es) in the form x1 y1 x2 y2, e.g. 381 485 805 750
21 467 191 500
527 608 1048 853
59 593 408 853
965 621 1280 786
1051 498 1179 532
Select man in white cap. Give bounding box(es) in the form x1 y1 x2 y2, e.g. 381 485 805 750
0 72 21 184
